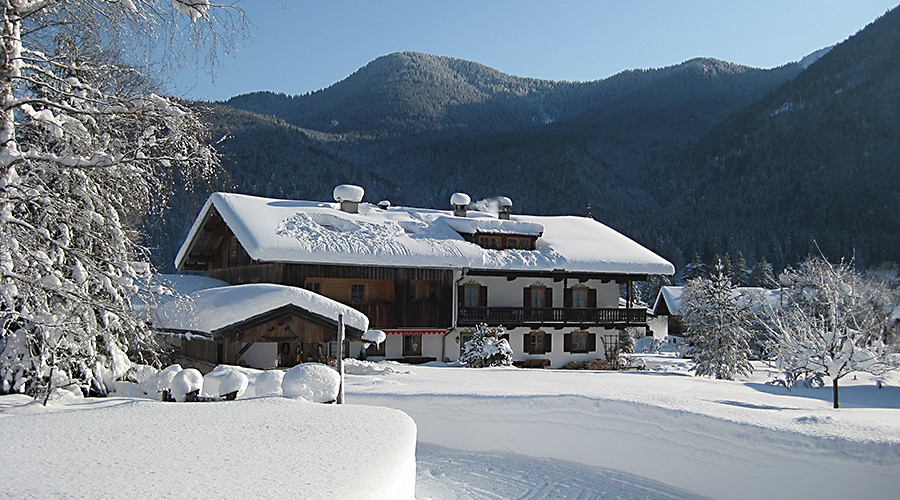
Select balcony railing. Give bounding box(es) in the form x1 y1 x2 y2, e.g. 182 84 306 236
458 307 647 327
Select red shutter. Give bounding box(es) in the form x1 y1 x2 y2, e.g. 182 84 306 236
564 289 573 308
523 333 531 354
564 333 572 353
588 289 597 308
587 333 597 352
544 332 552 353
479 286 488 307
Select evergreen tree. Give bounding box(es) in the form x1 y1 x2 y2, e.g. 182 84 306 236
732 251 750 286
681 253 708 281
682 261 753 380
460 324 513 368
748 257 776 288
618 329 636 354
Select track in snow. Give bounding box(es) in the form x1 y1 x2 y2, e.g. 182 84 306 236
415 443 701 500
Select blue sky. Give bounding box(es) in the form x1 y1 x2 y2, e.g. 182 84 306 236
168 1 898 101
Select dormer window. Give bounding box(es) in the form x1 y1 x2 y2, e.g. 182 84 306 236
474 233 536 250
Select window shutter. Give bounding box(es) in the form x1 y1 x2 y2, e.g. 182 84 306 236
523 333 531 353
544 288 553 308
564 289 573 308
457 285 464 308
587 333 597 352
544 332 552 353
564 333 572 353
523 287 531 308
499 333 510 342
479 286 488 307
588 289 597 308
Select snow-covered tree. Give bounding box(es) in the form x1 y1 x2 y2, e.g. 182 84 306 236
766 257 895 408
460 324 512 368
683 261 753 380
749 257 776 288
0 1 240 399
618 329 636 354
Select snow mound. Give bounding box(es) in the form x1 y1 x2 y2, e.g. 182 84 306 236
0 397 417 499
282 363 340 402
140 364 182 396
333 184 364 202
171 369 203 401
344 359 409 375
450 192 470 206
254 370 285 396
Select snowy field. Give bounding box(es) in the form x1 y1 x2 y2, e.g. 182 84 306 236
345 354 900 500
1 355 898 499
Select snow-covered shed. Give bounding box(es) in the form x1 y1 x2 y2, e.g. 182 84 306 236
153 284 368 372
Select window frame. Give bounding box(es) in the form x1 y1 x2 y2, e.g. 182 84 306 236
403 334 422 356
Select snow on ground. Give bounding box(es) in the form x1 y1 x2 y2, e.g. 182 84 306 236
345 354 900 500
416 443 698 500
0 395 416 499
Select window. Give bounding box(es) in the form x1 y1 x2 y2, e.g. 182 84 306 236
571 331 588 353
572 288 587 308
530 286 545 308
403 334 422 356
529 332 544 353
464 285 480 308
305 281 321 294
477 235 502 249
351 284 365 305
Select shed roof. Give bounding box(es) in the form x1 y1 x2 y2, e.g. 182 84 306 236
152 283 369 336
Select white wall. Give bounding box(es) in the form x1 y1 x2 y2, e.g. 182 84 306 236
463 276 620 308
238 342 278 369
446 326 618 368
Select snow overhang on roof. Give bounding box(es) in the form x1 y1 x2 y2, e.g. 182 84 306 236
152 283 369 335
175 192 675 276
443 216 543 236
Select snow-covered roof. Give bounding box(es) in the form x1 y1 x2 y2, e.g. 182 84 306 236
653 285 782 316
176 192 675 275
152 283 369 335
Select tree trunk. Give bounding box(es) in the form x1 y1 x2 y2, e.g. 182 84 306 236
832 378 839 409
0 2 21 159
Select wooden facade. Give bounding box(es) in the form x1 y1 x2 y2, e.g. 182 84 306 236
177 304 363 373
180 209 454 330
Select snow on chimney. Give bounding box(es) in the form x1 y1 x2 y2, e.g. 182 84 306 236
451 192 471 217
377 200 391 210
498 196 512 220
333 184 364 214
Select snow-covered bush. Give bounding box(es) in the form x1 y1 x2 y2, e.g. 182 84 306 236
171 369 204 402
460 324 513 368
254 370 285 397
140 364 182 398
282 363 340 403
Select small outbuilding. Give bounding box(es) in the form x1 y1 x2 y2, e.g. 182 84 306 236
153 283 368 373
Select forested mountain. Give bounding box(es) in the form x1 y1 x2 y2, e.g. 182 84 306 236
150 7 898 274
665 6 900 269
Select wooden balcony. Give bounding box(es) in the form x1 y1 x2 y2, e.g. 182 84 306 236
458 307 647 328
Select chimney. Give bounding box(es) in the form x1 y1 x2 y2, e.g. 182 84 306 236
451 192 471 217
333 184 364 214
498 196 512 220
377 200 391 210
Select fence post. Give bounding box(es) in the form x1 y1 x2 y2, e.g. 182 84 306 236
337 314 345 404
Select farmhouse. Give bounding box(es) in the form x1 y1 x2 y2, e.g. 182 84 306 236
172 186 674 368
